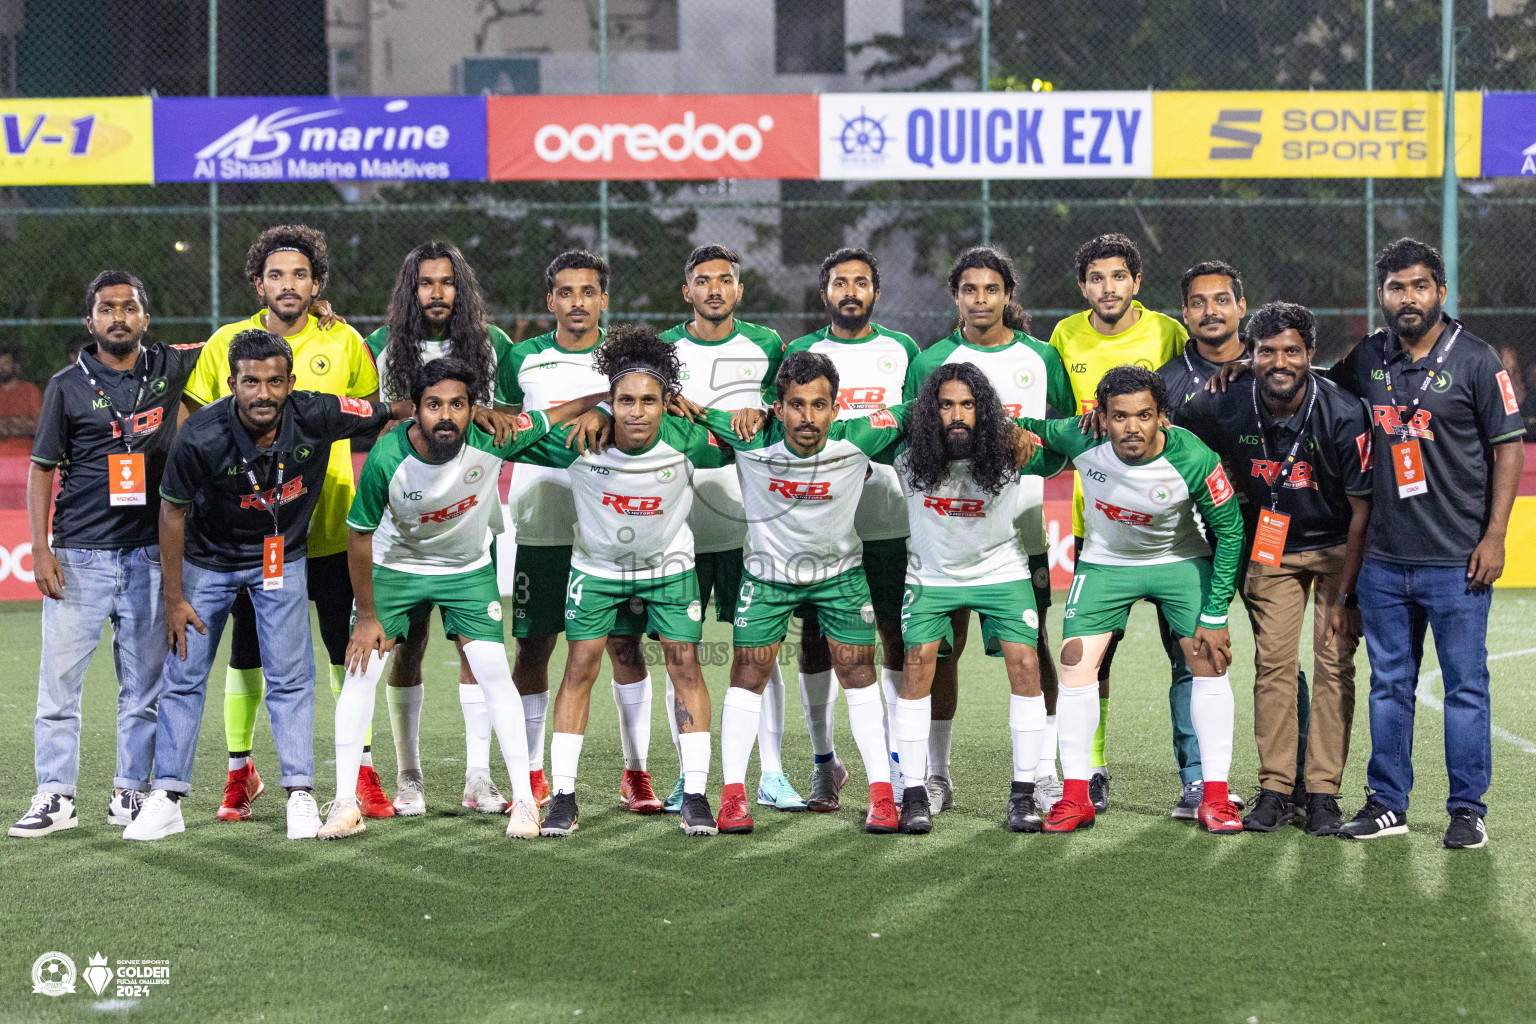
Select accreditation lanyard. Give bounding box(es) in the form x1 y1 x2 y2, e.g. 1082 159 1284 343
1247 376 1318 567
242 453 287 590
77 353 151 506
1182 349 1203 387
1380 322 1459 499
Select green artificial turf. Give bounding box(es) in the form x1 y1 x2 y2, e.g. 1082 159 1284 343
1 592 1533 1023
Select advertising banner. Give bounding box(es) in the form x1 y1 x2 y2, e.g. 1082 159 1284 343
488 94 819 180
1153 91 1481 177
1481 93 1536 177
152 96 487 182
819 91 1153 180
0 97 153 185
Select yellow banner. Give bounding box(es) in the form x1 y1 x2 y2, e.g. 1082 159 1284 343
1496 495 1536 589
1154 91 1481 178
0 98 153 185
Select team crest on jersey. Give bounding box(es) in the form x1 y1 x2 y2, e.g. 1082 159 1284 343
1147 483 1174 506
877 355 897 374
687 600 702 622
463 465 485 485
420 495 478 523
1094 498 1153 526
860 602 875 623
488 601 503 622
338 396 373 417
1023 609 1039 629
516 413 533 431
868 408 898 429
654 466 677 483
294 444 313 463
1014 368 1034 388
767 478 832 500
310 354 331 375
922 495 986 518
601 492 663 516
151 378 168 395
1205 464 1235 506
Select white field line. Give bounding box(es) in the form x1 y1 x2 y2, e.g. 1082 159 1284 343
1414 647 1536 755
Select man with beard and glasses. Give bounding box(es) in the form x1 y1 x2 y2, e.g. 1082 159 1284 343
904 246 1076 817
0 346 43 456
781 248 918 814
363 242 524 820
1323 238 1524 849
11 272 206 839
125 330 394 842
657 245 801 813
1180 303 1372 837
320 358 602 840
889 363 1066 835
182 225 389 824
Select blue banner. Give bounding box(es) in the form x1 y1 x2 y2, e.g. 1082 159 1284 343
153 96 486 182
1481 93 1536 177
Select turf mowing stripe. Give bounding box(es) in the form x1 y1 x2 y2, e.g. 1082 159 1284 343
1415 647 1536 755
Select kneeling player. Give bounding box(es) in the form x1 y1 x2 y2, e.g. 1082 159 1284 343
891 363 1066 834
320 358 601 839
1025 366 1245 834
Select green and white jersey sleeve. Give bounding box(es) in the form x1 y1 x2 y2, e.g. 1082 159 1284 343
783 324 919 543
519 415 731 581
701 406 904 586
662 319 783 554
347 412 552 576
499 329 609 546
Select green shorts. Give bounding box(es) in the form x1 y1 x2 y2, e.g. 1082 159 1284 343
901 579 1039 656
564 569 703 643
1061 558 1213 640
369 563 506 645
511 543 571 638
694 548 743 624
734 569 877 649
861 537 909 622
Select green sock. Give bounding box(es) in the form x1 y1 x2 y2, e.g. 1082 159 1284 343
224 667 266 754
1090 697 1109 768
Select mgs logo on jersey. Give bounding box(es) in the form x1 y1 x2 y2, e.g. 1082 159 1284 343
767 478 832 501
1094 499 1153 526
922 495 986 518
419 494 478 524
838 387 887 411
240 478 306 509
601 493 663 516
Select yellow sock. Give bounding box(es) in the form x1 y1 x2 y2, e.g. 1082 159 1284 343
224 667 265 754
1090 697 1109 768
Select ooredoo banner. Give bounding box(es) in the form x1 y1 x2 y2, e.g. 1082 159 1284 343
488 94 819 180
0 97 154 185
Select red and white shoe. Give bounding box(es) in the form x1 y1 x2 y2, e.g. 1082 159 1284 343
717 783 754 834
1197 783 1243 834
216 761 263 822
356 766 395 819
1042 779 1096 834
619 769 663 815
864 782 898 834
529 769 552 809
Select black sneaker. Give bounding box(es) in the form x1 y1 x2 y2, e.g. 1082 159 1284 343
1304 793 1343 836
539 792 579 837
1088 773 1110 813
678 793 718 836
1442 808 1487 850
1242 789 1297 832
1338 792 1407 840
9 793 77 838
1006 782 1042 833
897 786 931 835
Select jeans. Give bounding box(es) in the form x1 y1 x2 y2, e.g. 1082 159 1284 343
35 546 165 796
1358 556 1493 816
152 557 315 793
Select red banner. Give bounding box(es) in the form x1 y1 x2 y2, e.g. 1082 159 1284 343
0 510 37 600
488 94 819 180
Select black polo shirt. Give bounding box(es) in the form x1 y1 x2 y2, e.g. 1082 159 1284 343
1182 373 1373 552
159 391 390 571
31 340 206 549
1159 340 1227 417
1326 317 1526 566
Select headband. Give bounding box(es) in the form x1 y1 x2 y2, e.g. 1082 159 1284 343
267 246 305 255
610 364 671 389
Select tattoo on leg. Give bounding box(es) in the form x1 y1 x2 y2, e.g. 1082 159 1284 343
673 697 695 730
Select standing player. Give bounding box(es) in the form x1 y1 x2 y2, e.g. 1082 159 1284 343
498 252 654 812
1023 366 1245 835
520 327 731 838
781 248 918 811
182 225 391 822
891 364 1065 835
320 358 602 840
904 245 1076 815
12 272 202 838
1048 233 1187 811
659 245 803 813
363 241 520 816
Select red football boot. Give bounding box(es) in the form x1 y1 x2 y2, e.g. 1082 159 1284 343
356 765 396 819
717 783 754 834
215 761 264 822
1197 782 1243 834
529 769 552 809
864 782 898 834
619 769 663 815
1041 778 1096 834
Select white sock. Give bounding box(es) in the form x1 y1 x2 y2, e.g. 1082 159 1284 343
799 669 837 757
679 731 711 795
459 683 491 778
879 668 904 787
757 662 786 776
550 732 584 795
1190 674 1235 784
1037 715 1059 777
386 684 423 774
843 683 890 789
1057 686 1100 781
664 673 683 764
228 755 250 771
460 641 533 803
360 749 372 768
721 688 762 787
928 719 954 781
1010 694 1048 784
521 691 548 771
894 696 931 791
613 676 652 772
335 652 388 801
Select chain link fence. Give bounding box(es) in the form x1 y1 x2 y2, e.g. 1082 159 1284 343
1 0 1535 428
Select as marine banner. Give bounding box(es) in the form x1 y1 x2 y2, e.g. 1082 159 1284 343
0 97 153 185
